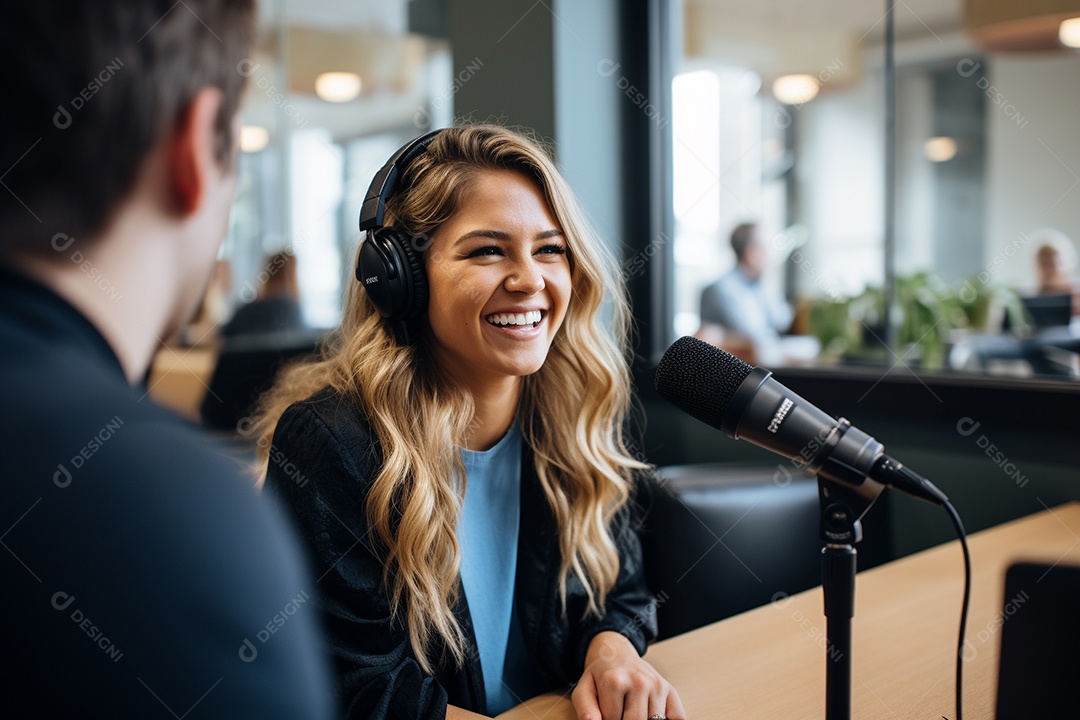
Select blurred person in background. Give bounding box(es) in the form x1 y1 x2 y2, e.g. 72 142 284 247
1034 230 1076 296
223 250 308 338
698 222 794 365
1032 230 1079 318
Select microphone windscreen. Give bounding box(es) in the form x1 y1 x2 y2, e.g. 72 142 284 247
653 336 754 429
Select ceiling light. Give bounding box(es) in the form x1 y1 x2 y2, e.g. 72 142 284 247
240 125 270 153
1060 17 1080 47
924 136 958 163
967 2 1080 51
315 72 362 102
772 74 820 106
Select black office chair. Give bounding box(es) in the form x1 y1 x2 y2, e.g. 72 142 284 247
638 464 824 640
199 329 324 432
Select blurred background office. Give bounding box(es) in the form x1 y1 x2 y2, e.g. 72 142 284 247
143 0 1080 637
150 0 1080 396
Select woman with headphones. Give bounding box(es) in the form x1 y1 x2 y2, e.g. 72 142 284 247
253 125 684 720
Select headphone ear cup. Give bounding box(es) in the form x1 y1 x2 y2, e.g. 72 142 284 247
393 232 429 323
356 231 401 319
356 227 428 327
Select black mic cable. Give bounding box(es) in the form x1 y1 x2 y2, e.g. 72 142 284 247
944 501 971 720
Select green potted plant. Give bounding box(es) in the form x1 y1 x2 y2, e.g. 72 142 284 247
805 273 1028 370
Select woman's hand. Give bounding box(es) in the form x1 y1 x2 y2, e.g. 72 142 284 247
571 631 686 720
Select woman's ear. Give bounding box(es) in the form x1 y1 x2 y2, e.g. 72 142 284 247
168 87 227 216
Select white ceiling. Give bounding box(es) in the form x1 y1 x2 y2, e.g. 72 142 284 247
243 0 970 138
257 0 408 34
683 0 970 83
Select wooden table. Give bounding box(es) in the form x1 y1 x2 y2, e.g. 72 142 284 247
497 502 1080 719
146 344 217 421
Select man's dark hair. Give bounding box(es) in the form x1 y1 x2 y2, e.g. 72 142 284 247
730 222 758 261
0 0 256 253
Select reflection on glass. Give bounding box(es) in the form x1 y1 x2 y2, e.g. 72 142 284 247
673 0 1080 379
210 0 451 338
160 0 455 426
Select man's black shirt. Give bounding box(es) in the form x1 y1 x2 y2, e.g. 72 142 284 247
0 268 335 718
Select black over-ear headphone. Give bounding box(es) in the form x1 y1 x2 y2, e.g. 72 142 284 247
356 129 444 345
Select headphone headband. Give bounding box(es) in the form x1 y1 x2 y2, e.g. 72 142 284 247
355 129 445 346
358 129 444 231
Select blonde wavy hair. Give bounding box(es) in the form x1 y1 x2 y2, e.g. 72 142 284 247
252 124 647 673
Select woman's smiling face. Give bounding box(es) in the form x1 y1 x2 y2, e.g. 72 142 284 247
423 168 572 389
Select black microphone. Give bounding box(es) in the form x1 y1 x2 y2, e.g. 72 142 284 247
654 336 947 507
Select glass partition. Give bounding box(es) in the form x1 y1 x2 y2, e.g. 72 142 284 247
671 0 1080 380
207 0 450 338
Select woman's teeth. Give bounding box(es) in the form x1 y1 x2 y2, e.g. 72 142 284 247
486 310 542 327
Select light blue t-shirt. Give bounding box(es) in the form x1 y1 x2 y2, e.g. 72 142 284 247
458 424 533 714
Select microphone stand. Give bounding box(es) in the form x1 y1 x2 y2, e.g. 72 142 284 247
801 412 885 720
815 477 884 720
819 485 860 720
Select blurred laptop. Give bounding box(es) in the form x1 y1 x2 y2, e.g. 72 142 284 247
1022 294 1072 330
995 561 1080 719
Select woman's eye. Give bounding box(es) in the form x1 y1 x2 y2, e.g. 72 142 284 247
537 244 566 255
465 246 503 258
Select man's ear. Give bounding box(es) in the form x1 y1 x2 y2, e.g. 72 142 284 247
169 87 227 216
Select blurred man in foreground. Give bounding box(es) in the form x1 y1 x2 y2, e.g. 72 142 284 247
0 2 334 716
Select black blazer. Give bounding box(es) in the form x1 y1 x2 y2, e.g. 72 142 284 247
265 386 658 719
